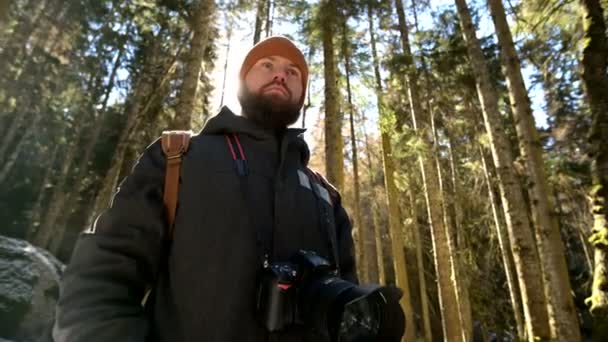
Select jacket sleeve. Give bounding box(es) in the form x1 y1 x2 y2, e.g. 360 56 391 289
53 139 167 342
334 195 359 284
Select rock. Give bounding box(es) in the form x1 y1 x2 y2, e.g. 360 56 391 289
0 236 64 341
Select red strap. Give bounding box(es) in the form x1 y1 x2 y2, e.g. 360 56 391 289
232 133 246 160
225 134 247 160
225 135 237 160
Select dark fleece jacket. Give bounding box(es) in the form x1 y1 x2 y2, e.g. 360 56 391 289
52 107 357 342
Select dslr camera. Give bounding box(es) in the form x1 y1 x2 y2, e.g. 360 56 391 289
256 250 405 341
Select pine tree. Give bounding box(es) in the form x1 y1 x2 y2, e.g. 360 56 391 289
454 0 551 339
320 0 344 190
487 1 580 340
367 3 416 341
579 0 608 340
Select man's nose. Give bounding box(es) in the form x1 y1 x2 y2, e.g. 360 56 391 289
272 71 287 83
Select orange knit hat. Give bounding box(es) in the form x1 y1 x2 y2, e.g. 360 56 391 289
239 36 309 105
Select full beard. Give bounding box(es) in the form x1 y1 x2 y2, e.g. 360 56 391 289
237 83 302 132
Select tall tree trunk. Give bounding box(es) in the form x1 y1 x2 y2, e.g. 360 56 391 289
408 184 433 342
579 0 608 340
264 0 273 37
454 0 551 340
49 40 128 253
88 36 182 227
219 17 232 108
253 0 266 45
486 1 581 340
302 46 313 128
480 146 526 341
27 143 60 241
320 0 343 191
27 71 98 247
341 15 367 283
0 109 44 184
372 202 386 285
394 0 465 340
360 114 381 284
32 135 79 249
173 0 215 129
0 0 50 81
0 110 26 164
367 4 415 341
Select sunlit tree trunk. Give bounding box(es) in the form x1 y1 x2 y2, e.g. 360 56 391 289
340 15 367 283
264 0 273 37
579 0 608 340
27 143 59 241
394 0 466 340
320 0 343 190
219 15 233 108
454 0 551 340
51 35 128 246
32 135 79 249
173 0 216 129
479 146 526 341
360 117 382 284
487 1 580 340
407 183 432 342
0 109 25 164
0 109 43 185
302 46 313 128
253 0 267 45
367 4 415 341
88 34 182 228
28 68 101 248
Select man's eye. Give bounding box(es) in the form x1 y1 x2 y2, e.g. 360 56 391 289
288 69 298 76
263 62 272 68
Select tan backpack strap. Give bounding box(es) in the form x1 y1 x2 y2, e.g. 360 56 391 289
161 130 192 238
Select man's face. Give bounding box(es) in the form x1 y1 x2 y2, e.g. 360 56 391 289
238 55 304 131
244 55 303 105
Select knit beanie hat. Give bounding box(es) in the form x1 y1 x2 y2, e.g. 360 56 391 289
239 36 309 106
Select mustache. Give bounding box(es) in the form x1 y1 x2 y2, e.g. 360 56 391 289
261 81 292 98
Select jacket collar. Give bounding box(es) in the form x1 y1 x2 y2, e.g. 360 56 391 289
200 106 310 165
200 106 306 140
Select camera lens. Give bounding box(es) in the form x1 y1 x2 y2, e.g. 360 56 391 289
338 294 382 341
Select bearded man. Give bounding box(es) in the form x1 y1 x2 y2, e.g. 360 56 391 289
51 36 362 342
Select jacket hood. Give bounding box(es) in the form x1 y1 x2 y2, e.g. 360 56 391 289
200 106 310 165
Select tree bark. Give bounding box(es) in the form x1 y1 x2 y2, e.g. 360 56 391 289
0 110 26 164
480 146 526 341
341 15 367 283
88 35 183 227
454 0 551 340
579 0 608 340
360 117 382 284
320 0 343 191
253 0 266 45
265 0 273 37
32 135 79 249
48 38 129 254
173 0 215 129
487 1 581 340
219 16 232 108
367 4 416 341
0 110 43 185
27 143 59 241
408 184 433 342
394 0 466 340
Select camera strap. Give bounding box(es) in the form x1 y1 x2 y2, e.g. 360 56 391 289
224 134 273 267
305 169 341 275
224 134 340 272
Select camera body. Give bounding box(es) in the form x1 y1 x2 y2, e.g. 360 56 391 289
256 250 334 331
256 250 407 342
